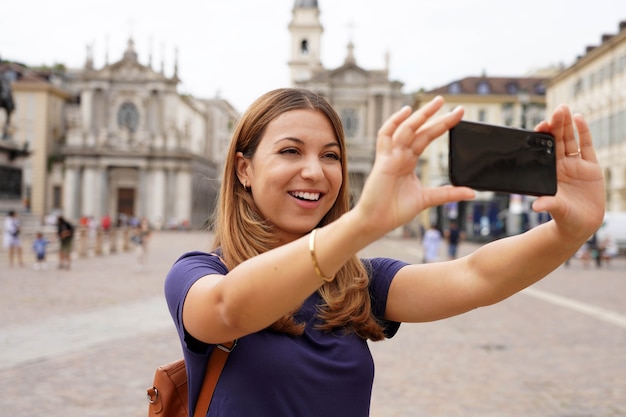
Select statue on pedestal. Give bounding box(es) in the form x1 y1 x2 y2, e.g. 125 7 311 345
0 69 15 140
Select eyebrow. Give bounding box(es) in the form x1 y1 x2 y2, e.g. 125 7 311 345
276 137 340 149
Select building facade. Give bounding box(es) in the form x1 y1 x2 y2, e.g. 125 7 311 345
6 5 624 235
288 0 408 204
54 40 236 229
547 21 626 211
0 62 72 216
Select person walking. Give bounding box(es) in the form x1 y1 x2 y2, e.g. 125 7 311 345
131 217 152 271
444 220 464 260
101 214 111 232
56 215 74 270
164 88 605 416
422 223 443 263
3 210 24 267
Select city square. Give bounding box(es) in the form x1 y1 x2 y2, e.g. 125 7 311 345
0 231 624 416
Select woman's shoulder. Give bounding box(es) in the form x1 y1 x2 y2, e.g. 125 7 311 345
170 250 229 275
174 249 223 262
361 257 409 282
165 250 228 298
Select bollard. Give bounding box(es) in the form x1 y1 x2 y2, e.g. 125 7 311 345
95 228 103 256
109 228 117 254
78 226 88 258
123 227 130 251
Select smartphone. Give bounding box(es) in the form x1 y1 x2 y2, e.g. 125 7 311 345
448 120 557 196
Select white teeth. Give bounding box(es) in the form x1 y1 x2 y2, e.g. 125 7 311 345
291 191 320 201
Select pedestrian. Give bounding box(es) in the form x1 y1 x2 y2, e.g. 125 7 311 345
56 215 74 270
444 220 464 259
131 217 151 271
422 223 443 263
164 88 605 416
32 231 49 270
101 214 111 233
3 210 24 267
581 232 602 268
600 235 619 266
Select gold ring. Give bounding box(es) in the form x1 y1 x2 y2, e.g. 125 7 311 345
566 150 580 157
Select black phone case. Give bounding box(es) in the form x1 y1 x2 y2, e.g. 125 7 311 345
449 120 557 196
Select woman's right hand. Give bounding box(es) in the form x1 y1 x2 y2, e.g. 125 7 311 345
354 96 474 237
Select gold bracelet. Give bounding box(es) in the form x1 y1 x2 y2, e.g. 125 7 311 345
308 228 335 283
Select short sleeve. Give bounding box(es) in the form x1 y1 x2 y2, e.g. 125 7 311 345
163 251 228 351
365 257 409 338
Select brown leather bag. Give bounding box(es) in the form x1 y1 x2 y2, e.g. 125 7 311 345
147 341 236 417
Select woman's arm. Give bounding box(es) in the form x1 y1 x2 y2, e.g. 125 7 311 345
385 105 605 323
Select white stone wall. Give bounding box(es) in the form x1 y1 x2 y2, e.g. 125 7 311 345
548 26 626 211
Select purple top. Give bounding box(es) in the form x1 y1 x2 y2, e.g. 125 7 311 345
164 251 407 417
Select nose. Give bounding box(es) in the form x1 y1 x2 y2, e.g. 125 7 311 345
301 155 325 180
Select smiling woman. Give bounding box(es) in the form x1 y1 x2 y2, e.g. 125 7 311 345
163 87 605 417
234 108 343 243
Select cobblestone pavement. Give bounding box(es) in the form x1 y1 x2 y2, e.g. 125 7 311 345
1 231 624 416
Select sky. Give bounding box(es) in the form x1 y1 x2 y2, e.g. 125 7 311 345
2 0 626 111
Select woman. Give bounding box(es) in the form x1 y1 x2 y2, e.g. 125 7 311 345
133 217 152 270
56 215 74 270
3 210 24 267
165 88 605 416
422 223 443 262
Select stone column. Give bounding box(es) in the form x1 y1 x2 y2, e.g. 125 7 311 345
137 167 147 218
175 168 192 228
367 95 377 141
82 90 95 146
62 166 81 221
97 166 108 219
148 168 166 227
81 166 100 218
166 168 176 224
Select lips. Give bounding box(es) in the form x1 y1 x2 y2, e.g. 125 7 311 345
289 191 321 201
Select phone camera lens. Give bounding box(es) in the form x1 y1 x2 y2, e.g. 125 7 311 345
546 140 554 147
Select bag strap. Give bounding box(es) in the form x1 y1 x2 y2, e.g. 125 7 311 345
193 251 235 417
193 340 237 417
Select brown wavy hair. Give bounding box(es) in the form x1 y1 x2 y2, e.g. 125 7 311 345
211 88 386 341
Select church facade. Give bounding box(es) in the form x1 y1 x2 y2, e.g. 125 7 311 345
53 40 237 228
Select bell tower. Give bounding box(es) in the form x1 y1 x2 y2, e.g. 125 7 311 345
288 0 323 84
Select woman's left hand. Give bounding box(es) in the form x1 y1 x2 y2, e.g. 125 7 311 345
355 96 474 235
532 105 605 240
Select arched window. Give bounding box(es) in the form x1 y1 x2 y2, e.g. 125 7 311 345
300 39 309 56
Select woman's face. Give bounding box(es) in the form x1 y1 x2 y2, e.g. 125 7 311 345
237 109 343 243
